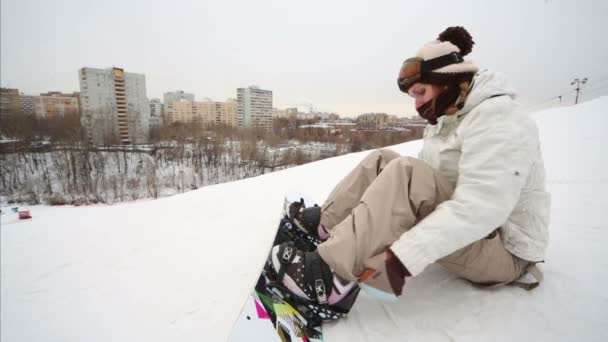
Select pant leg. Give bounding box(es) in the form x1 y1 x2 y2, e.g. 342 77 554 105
438 231 530 284
318 156 453 280
320 148 401 230
317 156 529 284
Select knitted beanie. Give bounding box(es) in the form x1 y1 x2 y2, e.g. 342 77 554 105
398 26 479 93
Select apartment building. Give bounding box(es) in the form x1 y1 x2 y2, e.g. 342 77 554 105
0 88 21 117
357 113 389 130
149 98 164 129
192 98 237 127
164 90 194 123
237 86 272 132
79 67 150 145
34 92 80 118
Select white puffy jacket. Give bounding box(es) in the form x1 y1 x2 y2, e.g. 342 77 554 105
391 70 551 276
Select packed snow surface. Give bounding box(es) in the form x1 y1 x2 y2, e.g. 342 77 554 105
2 97 608 341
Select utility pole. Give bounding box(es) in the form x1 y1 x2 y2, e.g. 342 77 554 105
571 77 588 104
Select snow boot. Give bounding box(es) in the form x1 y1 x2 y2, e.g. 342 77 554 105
264 242 360 324
288 198 330 241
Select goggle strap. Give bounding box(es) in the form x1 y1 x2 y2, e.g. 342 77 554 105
420 52 464 73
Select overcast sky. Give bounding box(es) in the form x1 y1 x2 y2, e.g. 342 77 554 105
1 0 607 117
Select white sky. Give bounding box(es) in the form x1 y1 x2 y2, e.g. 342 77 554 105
1 0 607 117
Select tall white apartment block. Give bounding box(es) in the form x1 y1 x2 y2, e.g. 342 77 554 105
237 86 272 132
164 90 194 123
78 67 150 145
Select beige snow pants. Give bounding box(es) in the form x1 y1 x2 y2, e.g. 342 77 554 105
317 148 531 285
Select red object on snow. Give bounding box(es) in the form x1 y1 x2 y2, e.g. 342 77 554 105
18 210 32 219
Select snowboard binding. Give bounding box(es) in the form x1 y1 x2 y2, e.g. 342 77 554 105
274 198 324 252
288 198 325 240
273 217 321 252
262 242 360 328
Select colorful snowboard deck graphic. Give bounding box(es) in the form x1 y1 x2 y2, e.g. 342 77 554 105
229 194 322 342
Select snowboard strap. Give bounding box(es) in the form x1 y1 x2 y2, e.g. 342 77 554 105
277 243 296 282
304 252 333 305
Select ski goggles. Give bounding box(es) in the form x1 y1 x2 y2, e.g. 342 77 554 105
397 52 464 93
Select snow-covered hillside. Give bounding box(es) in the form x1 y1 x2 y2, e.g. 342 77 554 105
2 98 607 341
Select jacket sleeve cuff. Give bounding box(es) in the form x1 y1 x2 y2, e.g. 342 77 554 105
390 236 434 277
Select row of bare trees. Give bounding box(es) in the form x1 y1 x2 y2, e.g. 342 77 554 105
0 120 329 205
0 112 414 205
1 112 84 145
0 138 281 205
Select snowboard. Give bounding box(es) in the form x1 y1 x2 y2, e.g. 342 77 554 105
228 194 325 342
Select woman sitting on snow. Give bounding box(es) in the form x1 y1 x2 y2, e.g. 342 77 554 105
267 26 551 315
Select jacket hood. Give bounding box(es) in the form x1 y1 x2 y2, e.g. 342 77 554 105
458 70 516 115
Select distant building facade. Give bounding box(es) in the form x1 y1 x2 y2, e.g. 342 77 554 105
297 123 334 139
34 92 80 118
20 95 36 115
164 90 194 123
192 98 237 127
0 88 21 117
297 112 316 120
237 86 273 132
1 88 81 119
168 99 195 123
163 90 194 105
357 113 388 130
149 98 164 129
333 122 357 135
79 67 150 145
166 98 237 127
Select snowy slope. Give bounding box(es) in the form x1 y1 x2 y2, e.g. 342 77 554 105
2 97 608 341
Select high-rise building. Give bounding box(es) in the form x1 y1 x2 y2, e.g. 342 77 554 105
79 67 150 145
0 88 21 117
237 86 272 132
149 98 164 129
34 92 80 118
164 90 194 123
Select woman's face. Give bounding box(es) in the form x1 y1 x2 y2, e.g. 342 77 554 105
408 83 443 109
